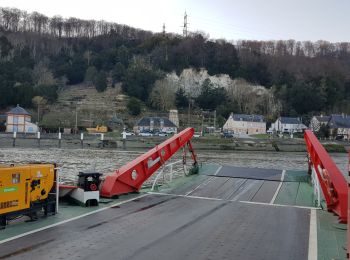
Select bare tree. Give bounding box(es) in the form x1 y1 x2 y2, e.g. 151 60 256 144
32 96 47 123
149 78 176 111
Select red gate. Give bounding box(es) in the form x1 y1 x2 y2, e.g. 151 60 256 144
304 130 348 223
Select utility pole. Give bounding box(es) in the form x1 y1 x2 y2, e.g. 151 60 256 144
187 97 191 127
163 23 168 61
75 105 78 134
37 104 40 126
214 110 216 130
75 101 82 134
183 11 188 37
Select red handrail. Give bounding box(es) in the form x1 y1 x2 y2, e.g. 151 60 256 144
304 130 348 223
100 127 197 198
348 150 350 258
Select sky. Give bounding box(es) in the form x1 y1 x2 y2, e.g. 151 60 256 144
0 0 349 42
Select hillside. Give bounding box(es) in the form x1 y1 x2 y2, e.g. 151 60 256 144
0 6 350 128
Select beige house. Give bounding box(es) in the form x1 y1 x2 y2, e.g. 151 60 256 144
6 105 38 133
223 114 266 134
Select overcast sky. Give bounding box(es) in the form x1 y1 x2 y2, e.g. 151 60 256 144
0 0 349 42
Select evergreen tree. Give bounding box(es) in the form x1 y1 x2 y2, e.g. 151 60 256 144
94 71 107 92
175 88 188 108
127 97 141 116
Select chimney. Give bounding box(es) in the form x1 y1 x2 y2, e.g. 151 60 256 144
169 110 179 127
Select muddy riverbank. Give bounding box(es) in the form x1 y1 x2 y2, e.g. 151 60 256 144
0 147 347 183
0 133 349 153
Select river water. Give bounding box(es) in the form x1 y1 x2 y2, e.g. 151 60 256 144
0 148 348 182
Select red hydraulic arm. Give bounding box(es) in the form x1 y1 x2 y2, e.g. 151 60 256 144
304 130 348 223
348 150 350 258
100 127 197 198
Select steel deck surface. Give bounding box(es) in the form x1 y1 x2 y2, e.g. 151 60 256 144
0 194 310 260
207 165 283 181
0 165 327 259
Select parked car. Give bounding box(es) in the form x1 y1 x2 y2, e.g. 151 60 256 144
139 131 153 137
335 135 344 141
193 132 201 138
157 132 168 137
221 132 234 138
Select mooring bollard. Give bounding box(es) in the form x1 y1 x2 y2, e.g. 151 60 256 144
122 131 126 150
58 132 61 148
37 132 41 147
80 133 84 148
100 133 104 148
12 132 16 147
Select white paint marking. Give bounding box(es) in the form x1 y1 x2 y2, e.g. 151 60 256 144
308 209 318 260
149 191 223 201
148 192 322 210
281 169 286 182
213 165 223 176
239 200 321 210
0 194 149 245
270 170 286 204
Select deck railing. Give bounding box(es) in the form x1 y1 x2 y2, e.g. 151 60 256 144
304 130 348 223
151 159 187 191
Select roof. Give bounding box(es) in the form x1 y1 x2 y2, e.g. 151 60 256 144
136 117 177 128
280 117 301 124
231 114 265 122
6 105 30 115
314 116 330 123
328 114 350 128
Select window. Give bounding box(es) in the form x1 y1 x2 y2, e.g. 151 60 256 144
13 116 19 124
12 173 20 184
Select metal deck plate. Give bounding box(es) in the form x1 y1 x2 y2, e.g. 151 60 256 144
170 175 280 203
0 195 310 260
210 165 282 181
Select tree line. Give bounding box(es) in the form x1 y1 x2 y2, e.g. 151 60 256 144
0 7 152 39
0 7 349 125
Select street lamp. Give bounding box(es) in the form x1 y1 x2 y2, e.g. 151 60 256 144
75 101 82 134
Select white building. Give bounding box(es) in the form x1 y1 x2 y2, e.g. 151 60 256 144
6 105 38 133
223 114 266 135
269 117 307 134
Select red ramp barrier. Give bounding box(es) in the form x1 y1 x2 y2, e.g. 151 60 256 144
304 130 348 223
101 127 197 198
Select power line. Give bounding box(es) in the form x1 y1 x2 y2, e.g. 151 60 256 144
183 11 188 37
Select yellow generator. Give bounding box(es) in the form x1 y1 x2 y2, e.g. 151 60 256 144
86 125 108 133
0 164 57 228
